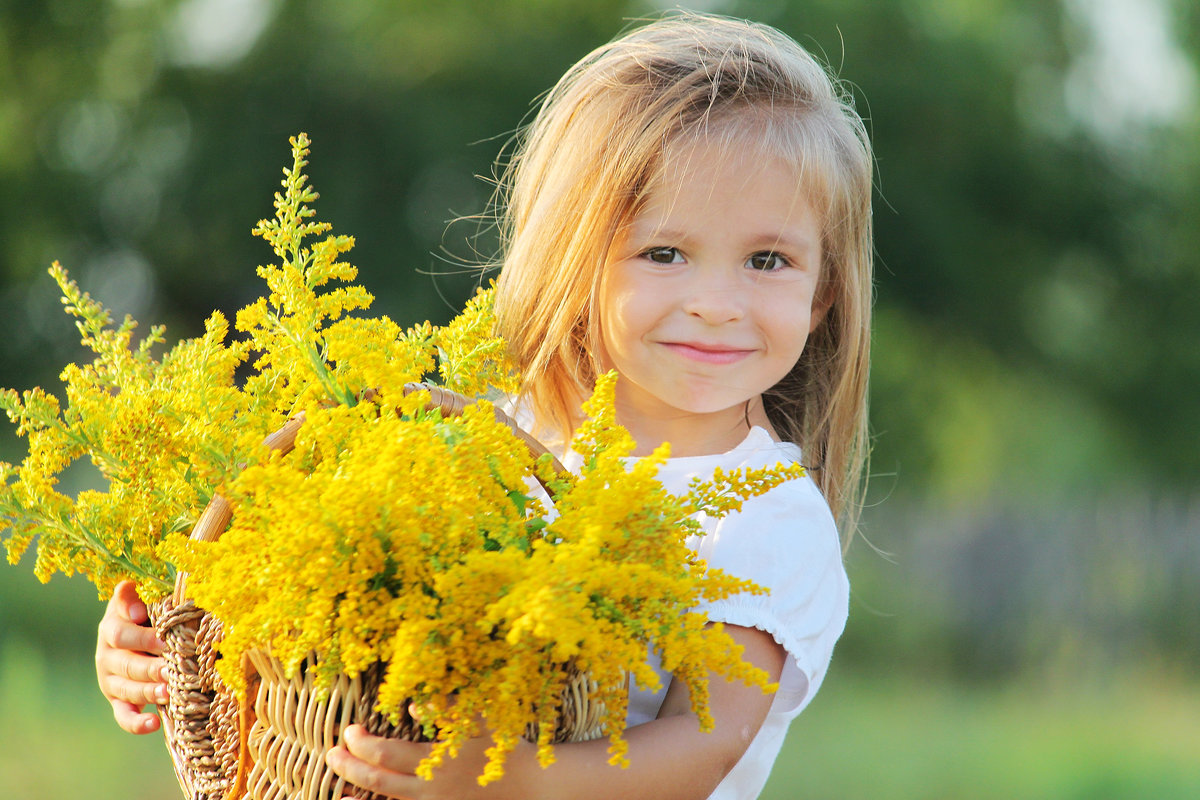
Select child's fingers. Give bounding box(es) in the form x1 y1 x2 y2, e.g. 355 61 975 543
327 744 417 798
109 580 150 625
96 582 170 717
98 582 165 655
96 619 168 685
109 697 162 735
345 724 431 772
99 662 169 705
326 725 428 798
98 614 165 655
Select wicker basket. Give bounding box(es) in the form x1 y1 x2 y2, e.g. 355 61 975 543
149 385 607 800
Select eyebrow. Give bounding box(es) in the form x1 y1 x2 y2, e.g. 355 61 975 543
629 223 819 254
748 232 820 254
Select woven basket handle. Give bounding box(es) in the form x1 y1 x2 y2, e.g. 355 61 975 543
172 384 562 606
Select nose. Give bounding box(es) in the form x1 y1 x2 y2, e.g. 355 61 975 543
681 271 747 324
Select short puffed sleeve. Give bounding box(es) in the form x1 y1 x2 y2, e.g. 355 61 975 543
692 474 847 715
654 430 849 717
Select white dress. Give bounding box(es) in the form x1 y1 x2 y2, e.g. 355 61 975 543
560 425 850 800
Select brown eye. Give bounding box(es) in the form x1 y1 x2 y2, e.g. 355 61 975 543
643 247 681 264
747 252 787 271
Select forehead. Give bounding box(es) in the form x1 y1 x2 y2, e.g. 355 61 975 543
629 135 818 235
634 115 826 221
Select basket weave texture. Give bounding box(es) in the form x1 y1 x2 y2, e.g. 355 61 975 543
148 386 606 800
151 598 241 800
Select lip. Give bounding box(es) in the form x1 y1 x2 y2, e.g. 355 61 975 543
660 341 756 365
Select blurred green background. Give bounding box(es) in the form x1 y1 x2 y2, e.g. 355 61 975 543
1 0 1197 797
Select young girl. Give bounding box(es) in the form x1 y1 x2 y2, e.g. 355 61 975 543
95 11 872 799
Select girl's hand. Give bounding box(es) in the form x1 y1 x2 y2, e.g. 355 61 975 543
95 580 169 734
327 624 785 800
326 723 532 800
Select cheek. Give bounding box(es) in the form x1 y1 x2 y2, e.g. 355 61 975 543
766 277 825 342
595 315 618 372
598 267 650 353
768 315 814 364
596 271 632 369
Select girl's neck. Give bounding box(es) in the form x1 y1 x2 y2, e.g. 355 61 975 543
616 398 778 458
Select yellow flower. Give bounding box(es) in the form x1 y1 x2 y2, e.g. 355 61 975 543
2 133 803 786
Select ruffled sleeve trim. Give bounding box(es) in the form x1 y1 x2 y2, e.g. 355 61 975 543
688 474 849 718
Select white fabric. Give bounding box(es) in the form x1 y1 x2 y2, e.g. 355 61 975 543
558 425 849 800
508 402 850 799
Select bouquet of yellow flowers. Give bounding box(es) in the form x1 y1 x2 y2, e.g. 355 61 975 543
1 135 802 799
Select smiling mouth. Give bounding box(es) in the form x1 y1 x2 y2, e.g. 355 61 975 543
660 342 755 365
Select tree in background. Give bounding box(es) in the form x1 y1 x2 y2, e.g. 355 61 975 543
2 0 1198 674
3 0 1196 500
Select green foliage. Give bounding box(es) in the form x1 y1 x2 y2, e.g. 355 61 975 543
760 669 1200 800
1 0 1197 687
0 637 179 798
3 623 1198 800
2 0 1197 497
0 263 260 598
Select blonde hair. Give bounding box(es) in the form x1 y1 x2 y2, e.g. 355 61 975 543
492 12 872 540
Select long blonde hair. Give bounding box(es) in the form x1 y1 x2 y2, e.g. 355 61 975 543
492 12 873 540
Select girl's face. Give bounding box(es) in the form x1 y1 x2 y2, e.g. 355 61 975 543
598 138 828 454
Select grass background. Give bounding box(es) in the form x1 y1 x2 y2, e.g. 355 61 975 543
760 669 1200 799
3 509 1200 799
2 621 1197 798
3 495 1197 799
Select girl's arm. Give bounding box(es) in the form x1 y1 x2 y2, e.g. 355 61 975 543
327 624 787 800
95 580 170 734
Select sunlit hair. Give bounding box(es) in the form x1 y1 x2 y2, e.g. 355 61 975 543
492 11 873 540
